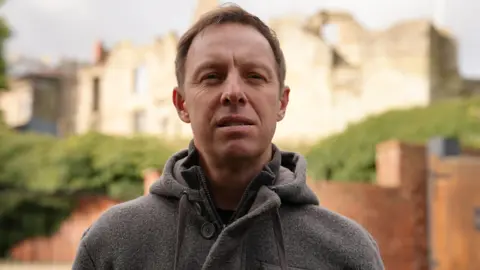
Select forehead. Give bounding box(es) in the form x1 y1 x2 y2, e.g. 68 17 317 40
185 23 276 72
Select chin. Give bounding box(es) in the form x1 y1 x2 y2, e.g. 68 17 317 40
217 139 260 159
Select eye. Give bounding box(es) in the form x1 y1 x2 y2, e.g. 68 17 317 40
247 73 265 80
202 73 221 81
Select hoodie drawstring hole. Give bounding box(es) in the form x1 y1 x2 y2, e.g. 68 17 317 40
200 222 216 239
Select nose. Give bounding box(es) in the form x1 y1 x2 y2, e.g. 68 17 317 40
220 74 247 106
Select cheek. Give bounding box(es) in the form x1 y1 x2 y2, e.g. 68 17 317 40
187 97 213 125
262 93 281 117
251 100 279 127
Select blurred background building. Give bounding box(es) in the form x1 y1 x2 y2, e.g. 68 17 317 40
2 0 480 144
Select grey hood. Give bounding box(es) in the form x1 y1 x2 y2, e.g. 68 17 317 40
150 142 319 205
149 142 319 270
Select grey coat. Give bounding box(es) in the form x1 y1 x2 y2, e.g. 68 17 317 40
72 144 384 270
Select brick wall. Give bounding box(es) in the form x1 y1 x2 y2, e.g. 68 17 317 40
428 146 480 270
309 181 416 270
9 197 119 262
308 140 429 270
8 169 160 262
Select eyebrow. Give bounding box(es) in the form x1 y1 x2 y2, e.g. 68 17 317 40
239 60 275 77
191 58 275 79
193 60 221 74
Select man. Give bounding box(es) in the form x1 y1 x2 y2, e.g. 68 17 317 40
73 4 384 270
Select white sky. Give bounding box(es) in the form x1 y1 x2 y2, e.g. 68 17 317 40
1 0 479 77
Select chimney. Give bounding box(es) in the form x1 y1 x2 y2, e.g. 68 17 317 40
93 40 106 64
143 168 161 195
376 140 426 191
376 140 403 188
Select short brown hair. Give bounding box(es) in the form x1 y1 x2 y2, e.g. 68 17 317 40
175 4 286 89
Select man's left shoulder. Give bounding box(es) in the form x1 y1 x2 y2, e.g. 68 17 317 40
280 204 385 269
283 204 374 240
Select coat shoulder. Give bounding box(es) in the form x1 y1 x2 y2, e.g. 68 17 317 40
280 204 385 269
81 194 177 249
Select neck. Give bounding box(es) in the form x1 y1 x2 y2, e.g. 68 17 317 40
200 147 273 210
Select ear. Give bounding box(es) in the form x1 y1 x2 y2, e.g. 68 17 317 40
172 87 190 123
277 86 290 122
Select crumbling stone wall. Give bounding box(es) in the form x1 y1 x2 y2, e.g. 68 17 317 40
73 4 478 145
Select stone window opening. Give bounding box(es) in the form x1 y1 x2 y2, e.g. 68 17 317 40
133 65 148 95
322 23 340 45
92 77 100 112
133 110 147 133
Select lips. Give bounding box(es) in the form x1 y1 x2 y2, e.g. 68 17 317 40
216 115 255 128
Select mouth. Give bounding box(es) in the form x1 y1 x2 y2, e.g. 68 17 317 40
216 116 254 128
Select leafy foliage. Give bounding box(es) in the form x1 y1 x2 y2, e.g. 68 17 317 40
0 131 174 257
0 110 7 131
305 97 480 182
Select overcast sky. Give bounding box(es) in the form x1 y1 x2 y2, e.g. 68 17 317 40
1 0 479 77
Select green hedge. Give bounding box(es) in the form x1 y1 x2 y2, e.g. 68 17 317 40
305 97 480 182
0 130 175 257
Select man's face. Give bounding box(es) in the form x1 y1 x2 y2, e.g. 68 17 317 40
173 23 289 161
